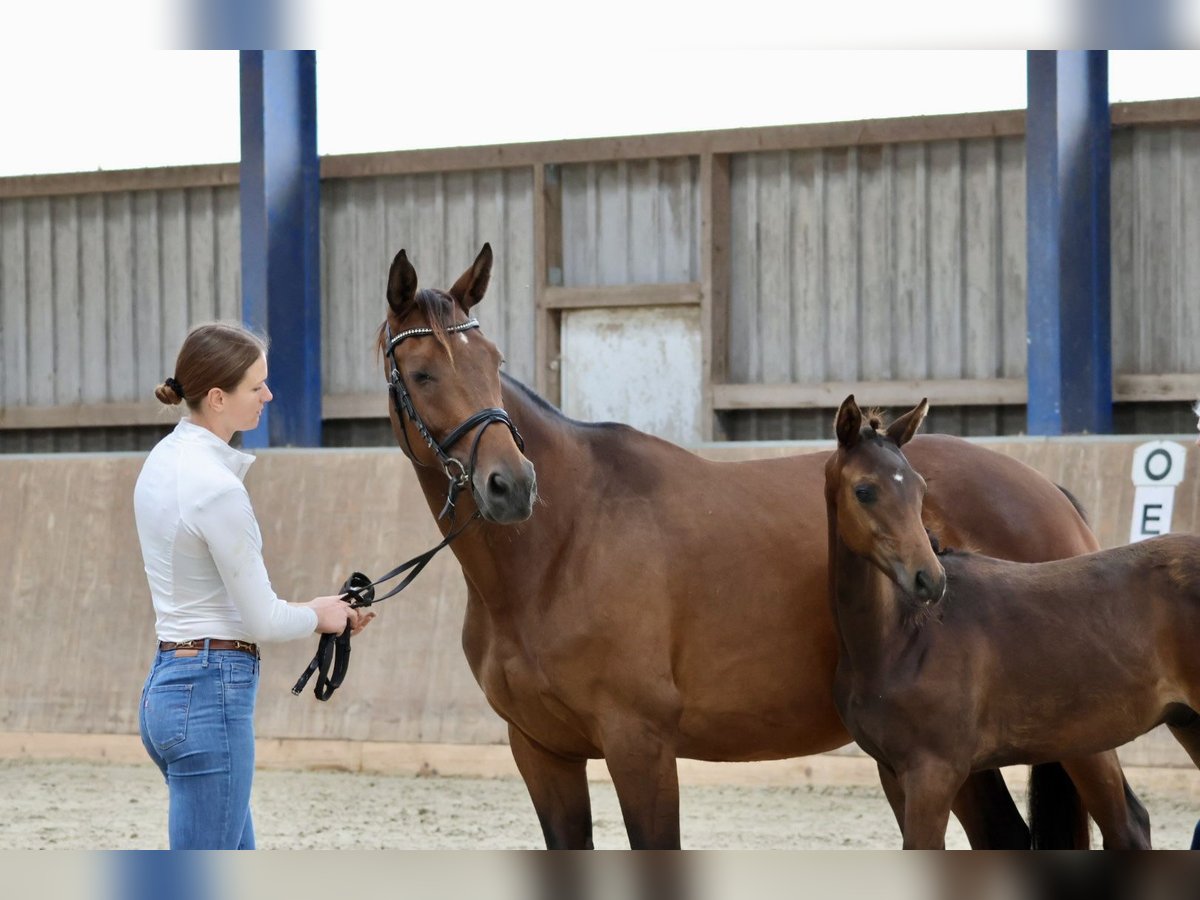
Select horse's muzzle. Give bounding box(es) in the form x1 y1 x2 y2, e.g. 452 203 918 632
474 459 537 523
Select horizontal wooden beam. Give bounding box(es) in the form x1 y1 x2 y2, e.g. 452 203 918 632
713 373 1200 411
0 401 178 430
712 379 1028 410
5 372 1198 430
542 282 702 310
2 98 1195 199
322 394 388 421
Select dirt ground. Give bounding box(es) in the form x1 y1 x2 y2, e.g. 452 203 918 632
2 758 1197 850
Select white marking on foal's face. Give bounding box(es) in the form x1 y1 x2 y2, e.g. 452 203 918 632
457 332 469 345
893 471 904 483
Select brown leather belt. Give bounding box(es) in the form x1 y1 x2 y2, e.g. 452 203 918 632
159 639 259 657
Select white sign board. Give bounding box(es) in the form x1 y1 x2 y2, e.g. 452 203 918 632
1129 441 1187 543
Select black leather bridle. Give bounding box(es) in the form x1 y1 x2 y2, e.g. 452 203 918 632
292 315 526 702
384 317 525 520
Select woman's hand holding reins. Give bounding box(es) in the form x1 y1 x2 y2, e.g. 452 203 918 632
306 594 369 635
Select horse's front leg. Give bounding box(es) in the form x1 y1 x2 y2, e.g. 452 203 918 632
897 757 967 849
508 724 594 849
601 720 682 849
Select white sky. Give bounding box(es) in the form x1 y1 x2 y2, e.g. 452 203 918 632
1 46 1199 178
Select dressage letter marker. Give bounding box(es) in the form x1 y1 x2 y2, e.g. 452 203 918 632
1129 441 1187 543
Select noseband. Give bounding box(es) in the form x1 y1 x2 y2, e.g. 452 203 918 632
385 317 525 520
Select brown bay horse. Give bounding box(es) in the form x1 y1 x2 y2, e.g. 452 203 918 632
378 244 1147 849
823 395 1194 848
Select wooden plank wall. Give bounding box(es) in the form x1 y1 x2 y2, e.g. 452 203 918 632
3 102 1200 449
2 436 1197 768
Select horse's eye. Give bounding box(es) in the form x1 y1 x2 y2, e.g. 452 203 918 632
854 485 877 504
413 371 434 385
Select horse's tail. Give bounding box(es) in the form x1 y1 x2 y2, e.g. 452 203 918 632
1028 762 1091 849
1055 484 1089 526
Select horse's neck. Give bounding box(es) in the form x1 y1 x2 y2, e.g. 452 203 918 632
413 379 586 604
827 509 909 675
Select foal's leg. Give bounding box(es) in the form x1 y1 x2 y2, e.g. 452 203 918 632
951 769 1031 849
508 725 595 849
602 724 682 849
897 758 966 849
876 762 906 836
1062 750 1152 849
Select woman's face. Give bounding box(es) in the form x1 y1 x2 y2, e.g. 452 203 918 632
224 354 273 433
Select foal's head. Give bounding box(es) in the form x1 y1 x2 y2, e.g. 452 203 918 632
826 394 945 604
381 243 536 523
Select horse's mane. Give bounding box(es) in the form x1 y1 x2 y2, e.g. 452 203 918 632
500 371 625 432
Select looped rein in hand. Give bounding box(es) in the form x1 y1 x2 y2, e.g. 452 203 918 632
291 512 478 701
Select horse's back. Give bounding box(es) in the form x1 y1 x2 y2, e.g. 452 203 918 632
905 434 1098 560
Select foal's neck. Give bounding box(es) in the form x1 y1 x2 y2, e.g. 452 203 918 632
827 511 913 672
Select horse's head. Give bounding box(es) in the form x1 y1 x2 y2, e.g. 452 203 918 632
381 243 536 524
826 394 945 604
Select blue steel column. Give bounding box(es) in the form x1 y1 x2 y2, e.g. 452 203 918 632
1025 51 1112 435
239 50 321 447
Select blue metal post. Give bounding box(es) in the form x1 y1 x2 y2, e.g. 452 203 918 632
239 50 321 448
1025 51 1112 436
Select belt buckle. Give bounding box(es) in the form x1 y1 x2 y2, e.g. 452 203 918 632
233 640 257 656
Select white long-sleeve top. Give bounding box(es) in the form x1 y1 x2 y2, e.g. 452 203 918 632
134 418 318 643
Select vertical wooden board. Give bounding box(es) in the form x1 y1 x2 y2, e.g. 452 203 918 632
78 194 109 404
790 150 826 384
104 193 137 401
962 140 999 380
998 136 1027 379
134 191 166 393
470 169 504 349
1 199 29 405
411 172 448 285
1179 127 1200 373
187 188 217 336
51 196 82 406
927 140 964 380
1133 128 1173 374
857 145 893 381
596 162 627 286
353 177 388 392
25 198 54 406
501 168 536 385
442 171 478 294
756 151 791 382
214 186 241 322
558 163 590 288
658 156 697 283
627 159 659 283
320 179 348 393
1110 130 1137 376
892 143 929 380
728 154 758 382
823 147 859 382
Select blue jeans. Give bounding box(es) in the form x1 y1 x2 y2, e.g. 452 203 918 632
139 644 260 849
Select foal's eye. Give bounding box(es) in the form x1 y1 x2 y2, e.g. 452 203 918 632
413 371 434 385
854 485 877 504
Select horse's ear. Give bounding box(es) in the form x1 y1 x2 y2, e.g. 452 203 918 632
835 394 863 449
387 249 418 316
886 398 929 448
448 243 493 310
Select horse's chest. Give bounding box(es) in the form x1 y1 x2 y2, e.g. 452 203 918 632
475 645 595 751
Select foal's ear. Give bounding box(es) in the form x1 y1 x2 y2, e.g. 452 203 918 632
835 394 863 449
387 249 418 316
449 243 493 310
886 398 929 447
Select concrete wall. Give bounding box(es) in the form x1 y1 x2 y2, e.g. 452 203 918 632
1 434 1197 767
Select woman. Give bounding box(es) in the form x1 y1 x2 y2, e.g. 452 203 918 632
135 321 374 849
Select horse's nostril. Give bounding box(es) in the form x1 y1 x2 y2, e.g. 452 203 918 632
488 471 510 497
915 569 933 599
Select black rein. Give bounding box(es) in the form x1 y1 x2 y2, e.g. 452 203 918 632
292 316 525 701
